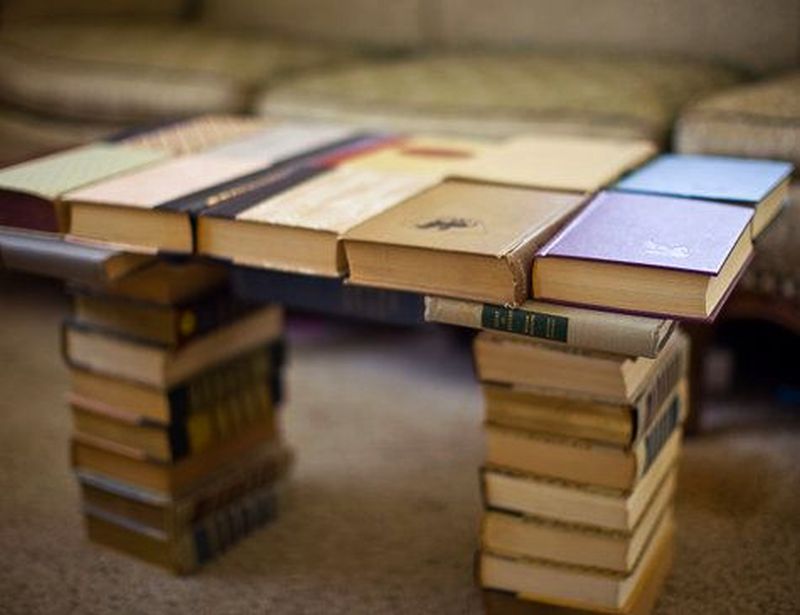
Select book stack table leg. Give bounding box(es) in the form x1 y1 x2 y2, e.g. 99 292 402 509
62 258 291 573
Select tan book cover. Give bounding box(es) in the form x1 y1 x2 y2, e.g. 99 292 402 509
454 135 656 193
66 122 356 252
197 166 438 275
343 180 586 304
424 296 674 358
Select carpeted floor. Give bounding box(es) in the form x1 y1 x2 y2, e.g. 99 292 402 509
0 271 798 614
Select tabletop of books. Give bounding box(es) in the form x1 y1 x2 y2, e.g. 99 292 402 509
0 114 793 324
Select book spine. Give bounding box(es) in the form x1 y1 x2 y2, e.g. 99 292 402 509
190 486 278 567
631 338 688 443
635 395 683 480
425 296 672 358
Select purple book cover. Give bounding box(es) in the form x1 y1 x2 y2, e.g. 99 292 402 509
537 191 752 275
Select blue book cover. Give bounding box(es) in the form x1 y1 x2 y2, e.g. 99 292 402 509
616 154 792 204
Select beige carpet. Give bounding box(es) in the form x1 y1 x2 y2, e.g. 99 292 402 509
0 271 798 614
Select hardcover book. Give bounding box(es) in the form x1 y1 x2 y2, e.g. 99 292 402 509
533 191 754 320
453 135 656 193
615 154 793 237
482 430 680 532
344 180 587 305
484 390 685 491
197 166 438 276
482 523 674 615
232 267 425 326
77 258 229 306
71 378 277 463
71 416 277 495
0 228 153 284
68 342 285 425
482 472 674 572
0 143 168 233
84 480 279 574
424 296 674 358
66 123 357 253
474 330 685 404
77 443 291 534
479 510 674 612
63 304 283 388
71 288 257 347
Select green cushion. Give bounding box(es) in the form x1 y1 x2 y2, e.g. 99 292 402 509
257 52 742 142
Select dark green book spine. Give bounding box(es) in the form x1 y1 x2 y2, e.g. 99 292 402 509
480 304 569 343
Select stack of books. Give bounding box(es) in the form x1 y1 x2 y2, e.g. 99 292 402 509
62 258 290 573
427 297 687 614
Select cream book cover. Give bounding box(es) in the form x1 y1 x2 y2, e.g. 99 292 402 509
197 166 439 275
343 180 586 304
454 134 656 192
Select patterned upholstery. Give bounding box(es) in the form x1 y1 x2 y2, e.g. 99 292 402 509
0 22 349 123
257 52 742 142
675 73 800 308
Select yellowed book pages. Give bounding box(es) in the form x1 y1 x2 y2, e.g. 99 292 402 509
454 135 656 192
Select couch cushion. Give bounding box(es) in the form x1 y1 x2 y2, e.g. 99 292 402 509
675 72 800 168
257 52 741 142
0 22 348 123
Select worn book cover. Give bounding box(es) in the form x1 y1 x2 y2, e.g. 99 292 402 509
0 143 167 232
534 190 754 319
198 165 438 275
424 296 674 358
344 180 586 304
615 153 792 237
66 123 357 252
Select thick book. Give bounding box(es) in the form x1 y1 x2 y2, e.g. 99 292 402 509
533 191 754 320
112 114 269 156
66 123 356 253
84 480 279 574
483 347 688 445
424 296 674 358
0 143 168 233
198 165 438 276
343 180 587 305
474 330 686 405
482 525 674 615
71 416 277 496
63 304 283 388
479 510 675 612
0 228 153 284
71 288 257 347
71 378 277 463
77 443 291 534
485 395 684 491
68 342 284 425
482 471 674 572
76 258 229 306
482 430 680 532
232 266 424 326
615 153 793 237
